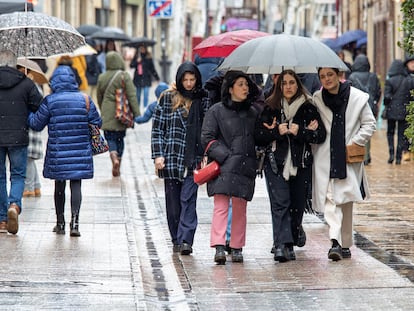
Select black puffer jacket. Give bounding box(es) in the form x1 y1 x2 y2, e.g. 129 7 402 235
384 59 414 120
0 66 42 146
201 71 259 201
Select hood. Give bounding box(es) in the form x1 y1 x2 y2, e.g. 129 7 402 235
351 54 370 72
404 55 414 67
387 59 407 78
105 51 125 71
194 55 223 66
155 82 169 98
0 66 26 90
49 65 79 92
221 70 258 102
175 61 202 94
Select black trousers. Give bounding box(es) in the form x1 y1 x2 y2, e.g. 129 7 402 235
54 180 82 217
264 161 310 247
387 119 409 160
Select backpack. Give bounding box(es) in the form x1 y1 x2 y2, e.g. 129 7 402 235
351 74 380 117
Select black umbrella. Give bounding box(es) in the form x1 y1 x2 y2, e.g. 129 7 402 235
122 36 157 48
90 26 130 41
76 24 102 36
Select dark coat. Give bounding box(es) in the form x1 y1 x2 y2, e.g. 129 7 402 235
348 54 382 117
130 53 160 88
28 65 102 180
0 66 42 146
201 71 260 201
255 99 326 168
383 60 414 120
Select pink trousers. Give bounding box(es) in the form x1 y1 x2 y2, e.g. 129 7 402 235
210 194 247 249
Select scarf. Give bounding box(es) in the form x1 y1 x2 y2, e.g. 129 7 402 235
183 91 204 169
322 81 351 179
281 95 308 180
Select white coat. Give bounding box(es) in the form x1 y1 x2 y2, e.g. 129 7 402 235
312 86 376 213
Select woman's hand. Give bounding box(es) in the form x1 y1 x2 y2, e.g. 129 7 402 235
263 117 277 130
289 123 299 136
278 123 289 135
154 157 165 170
306 119 319 131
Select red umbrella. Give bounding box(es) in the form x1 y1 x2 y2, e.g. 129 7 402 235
193 29 270 58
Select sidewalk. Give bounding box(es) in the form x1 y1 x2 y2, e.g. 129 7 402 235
0 110 414 310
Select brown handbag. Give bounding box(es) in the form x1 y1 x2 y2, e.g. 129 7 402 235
193 140 220 185
346 143 365 163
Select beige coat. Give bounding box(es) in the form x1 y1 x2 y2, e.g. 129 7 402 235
312 86 376 213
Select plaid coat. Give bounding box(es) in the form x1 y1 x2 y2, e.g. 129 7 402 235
151 90 211 181
27 128 43 160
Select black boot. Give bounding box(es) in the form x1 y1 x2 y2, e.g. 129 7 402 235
214 245 226 265
70 214 81 237
53 206 65 234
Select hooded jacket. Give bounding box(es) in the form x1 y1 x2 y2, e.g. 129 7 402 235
383 59 414 120
0 66 42 146
28 65 102 180
97 51 140 130
201 71 259 201
348 54 381 116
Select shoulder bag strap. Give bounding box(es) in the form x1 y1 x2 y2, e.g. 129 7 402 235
103 70 122 98
204 140 217 155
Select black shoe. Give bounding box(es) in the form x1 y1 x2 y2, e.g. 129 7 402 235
214 245 226 265
274 245 289 262
70 214 80 237
173 244 181 253
396 159 401 165
287 245 296 261
296 225 306 247
53 222 65 235
342 248 352 259
180 242 193 255
270 245 275 254
328 245 343 261
231 248 243 263
388 155 394 164
225 240 231 254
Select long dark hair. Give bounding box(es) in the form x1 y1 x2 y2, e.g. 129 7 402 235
265 69 309 110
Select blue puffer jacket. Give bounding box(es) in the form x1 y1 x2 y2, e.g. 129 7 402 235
28 65 102 180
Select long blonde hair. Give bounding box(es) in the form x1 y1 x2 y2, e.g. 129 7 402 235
168 82 192 116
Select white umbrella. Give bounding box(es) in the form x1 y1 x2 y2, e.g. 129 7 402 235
0 11 85 58
218 34 349 74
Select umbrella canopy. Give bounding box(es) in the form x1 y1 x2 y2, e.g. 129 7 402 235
76 24 102 36
16 58 48 85
218 34 349 74
335 29 366 47
122 36 157 48
193 29 270 58
0 11 85 58
90 26 130 41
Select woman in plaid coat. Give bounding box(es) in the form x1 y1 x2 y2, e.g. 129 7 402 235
151 61 211 255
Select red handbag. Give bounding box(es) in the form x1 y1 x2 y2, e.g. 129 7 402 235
193 140 220 185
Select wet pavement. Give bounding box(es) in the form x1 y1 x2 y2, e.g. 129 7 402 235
1 109 414 310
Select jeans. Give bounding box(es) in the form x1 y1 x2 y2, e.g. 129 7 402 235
104 130 126 157
0 146 28 221
136 86 150 108
24 158 41 192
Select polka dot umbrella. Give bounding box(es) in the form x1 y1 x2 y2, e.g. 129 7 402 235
0 11 85 58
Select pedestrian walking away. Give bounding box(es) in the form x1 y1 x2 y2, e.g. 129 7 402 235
0 50 42 234
348 54 382 165
28 64 102 237
152 61 211 255
97 51 140 177
312 67 376 261
383 59 414 164
256 69 326 263
201 70 260 265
